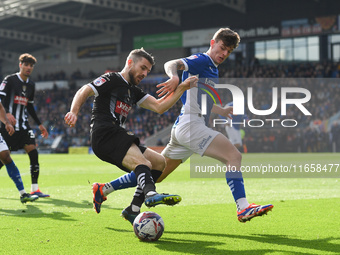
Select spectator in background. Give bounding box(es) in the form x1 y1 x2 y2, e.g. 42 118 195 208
224 102 247 152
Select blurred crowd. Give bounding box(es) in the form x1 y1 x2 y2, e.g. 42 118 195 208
32 81 182 153
30 61 340 153
35 69 100 82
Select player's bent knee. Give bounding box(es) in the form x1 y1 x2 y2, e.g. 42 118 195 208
0 151 12 165
235 150 242 162
156 157 166 172
225 150 242 166
231 151 242 166
149 153 166 171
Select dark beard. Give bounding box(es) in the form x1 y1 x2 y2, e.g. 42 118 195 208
128 71 138 85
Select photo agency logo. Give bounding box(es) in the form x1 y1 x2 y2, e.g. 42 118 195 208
193 78 340 179
199 79 312 128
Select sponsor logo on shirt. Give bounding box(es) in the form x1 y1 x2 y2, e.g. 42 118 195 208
115 100 131 118
93 77 106 86
14 95 28 106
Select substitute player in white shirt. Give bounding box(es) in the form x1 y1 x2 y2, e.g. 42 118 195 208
224 102 246 151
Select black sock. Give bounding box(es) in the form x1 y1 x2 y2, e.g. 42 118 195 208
130 169 162 209
133 164 155 196
130 185 144 211
151 170 162 183
28 149 39 184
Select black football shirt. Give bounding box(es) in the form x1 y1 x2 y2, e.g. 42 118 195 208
0 73 35 131
89 72 149 127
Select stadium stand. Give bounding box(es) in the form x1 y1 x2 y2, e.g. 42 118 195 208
30 60 340 153
0 0 339 153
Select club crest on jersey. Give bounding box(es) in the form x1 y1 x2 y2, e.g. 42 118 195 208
93 77 106 86
14 95 28 106
115 100 132 118
187 55 198 60
126 131 134 136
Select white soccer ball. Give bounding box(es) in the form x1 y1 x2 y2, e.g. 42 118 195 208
133 211 165 242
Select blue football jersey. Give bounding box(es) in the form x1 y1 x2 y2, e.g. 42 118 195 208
175 53 219 126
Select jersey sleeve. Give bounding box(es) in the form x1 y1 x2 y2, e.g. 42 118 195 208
88 74 112 97
133 86 149 106
181 54 207 75
0 76 10 97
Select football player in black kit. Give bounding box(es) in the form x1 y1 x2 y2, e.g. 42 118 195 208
64 48 197 214
0 101 39 203
0 53 50 198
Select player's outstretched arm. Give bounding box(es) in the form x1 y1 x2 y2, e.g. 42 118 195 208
64 85 94 128
141 76 198 114
156 59 186 97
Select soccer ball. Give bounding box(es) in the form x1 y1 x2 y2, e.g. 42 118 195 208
133 211 164 242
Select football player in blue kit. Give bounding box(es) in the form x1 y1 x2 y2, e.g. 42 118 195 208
156 28 273 223
110 28 273 224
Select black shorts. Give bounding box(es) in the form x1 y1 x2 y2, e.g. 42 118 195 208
1 129 36 151
91 124 146 172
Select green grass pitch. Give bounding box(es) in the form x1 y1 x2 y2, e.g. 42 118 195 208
0 153 339 254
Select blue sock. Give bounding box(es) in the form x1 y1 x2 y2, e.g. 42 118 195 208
6 161 24 192
110 171 137 190
226 171 246 201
